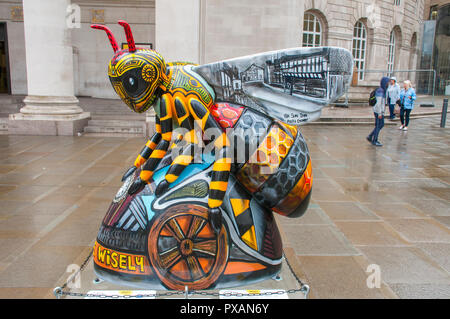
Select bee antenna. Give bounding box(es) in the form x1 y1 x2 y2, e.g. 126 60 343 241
118 20 136 52
90 24 119 53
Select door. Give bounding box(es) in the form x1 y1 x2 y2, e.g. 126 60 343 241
0 23 11 94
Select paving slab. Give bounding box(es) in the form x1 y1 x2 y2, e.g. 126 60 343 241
389 284 450 299
295 255 390 299
318 202 380 221
358 246 450 285
334 221 410 246
416 243 450 273
282 224 359 256
385 218 450 243
432 216 450 228
363 203 427 219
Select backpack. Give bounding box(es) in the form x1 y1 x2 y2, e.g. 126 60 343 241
369 89 377 106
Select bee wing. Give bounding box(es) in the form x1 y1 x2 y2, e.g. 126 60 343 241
194 47 353 125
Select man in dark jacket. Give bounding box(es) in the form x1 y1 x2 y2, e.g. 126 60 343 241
367 76 390 146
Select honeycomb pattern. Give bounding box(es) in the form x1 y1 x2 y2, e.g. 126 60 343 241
229 108 272 171
210 103 244 130
253 129 309 208
274 160 312 216
236 124 295 192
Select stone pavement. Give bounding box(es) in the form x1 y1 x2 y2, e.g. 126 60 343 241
0 116 448 298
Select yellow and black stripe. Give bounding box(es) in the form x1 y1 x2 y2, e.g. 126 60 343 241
164 97 197 184
133 116 162 168
139 95 173 182
165 143 196 183
170 133 184 150
188 98 231 209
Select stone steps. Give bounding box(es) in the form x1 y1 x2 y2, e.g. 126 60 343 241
89 114 145 120
82 132 144 137
0 118 8 135
83 117 146 137
87 119 145 127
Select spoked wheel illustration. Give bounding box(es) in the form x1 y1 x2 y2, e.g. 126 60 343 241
148 204 229 290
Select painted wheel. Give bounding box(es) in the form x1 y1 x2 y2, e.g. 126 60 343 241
147 204 228 290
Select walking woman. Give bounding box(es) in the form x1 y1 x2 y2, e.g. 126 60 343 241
367 76 390 146
399 80 416 131
386 77 401 120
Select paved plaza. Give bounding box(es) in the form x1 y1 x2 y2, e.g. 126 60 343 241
0 116 448 298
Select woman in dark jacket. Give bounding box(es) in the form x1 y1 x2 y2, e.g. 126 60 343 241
367 77 390 146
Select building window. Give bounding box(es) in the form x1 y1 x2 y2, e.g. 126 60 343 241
387 30 396 75
394 0 401 6
352 21 367 81
429 5 438 20
302 12 322 47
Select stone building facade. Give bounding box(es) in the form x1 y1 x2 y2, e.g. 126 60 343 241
159 0 426 101
0 0 434 134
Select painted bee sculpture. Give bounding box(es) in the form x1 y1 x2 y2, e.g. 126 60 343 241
91 21 353 290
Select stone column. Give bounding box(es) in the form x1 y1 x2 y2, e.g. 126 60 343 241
155 0 201 64
9 0 90 135
150 0 201 137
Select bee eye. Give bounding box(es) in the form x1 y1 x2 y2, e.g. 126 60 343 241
123 75 138 93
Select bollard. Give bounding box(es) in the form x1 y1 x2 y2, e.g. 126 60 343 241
441 99 448 128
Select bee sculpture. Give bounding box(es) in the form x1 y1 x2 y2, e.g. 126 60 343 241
91 21 353 290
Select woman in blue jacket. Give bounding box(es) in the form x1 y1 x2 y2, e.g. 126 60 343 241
399 80 416 131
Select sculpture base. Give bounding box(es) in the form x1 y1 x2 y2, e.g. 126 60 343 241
93 261 282 290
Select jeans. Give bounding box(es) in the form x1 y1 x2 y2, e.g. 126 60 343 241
388 104 396 119
368 112 384 143
400 107 411 126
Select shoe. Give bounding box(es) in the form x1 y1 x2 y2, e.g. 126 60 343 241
398 125 404 130
372 141 383 147
366 136 373 143
403 127 408 131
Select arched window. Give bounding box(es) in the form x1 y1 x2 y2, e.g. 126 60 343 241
352 21 367 81
387 30 396 75
409 32 417 70
302 12 322 47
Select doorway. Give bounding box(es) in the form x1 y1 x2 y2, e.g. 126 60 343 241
0 22 10 94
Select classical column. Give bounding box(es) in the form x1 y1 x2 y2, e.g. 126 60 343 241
155 0 201 63
147 0 202 137
9 0 90 135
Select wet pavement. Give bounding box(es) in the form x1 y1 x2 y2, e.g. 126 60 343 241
0 115 448 298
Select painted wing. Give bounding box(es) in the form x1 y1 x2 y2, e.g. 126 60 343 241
193 47 353 125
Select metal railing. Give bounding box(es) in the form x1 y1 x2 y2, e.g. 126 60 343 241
355 69 437 106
